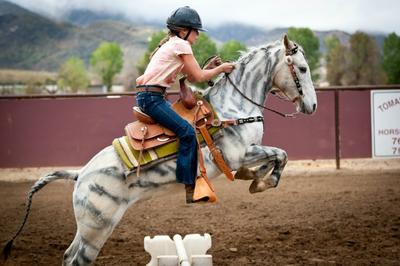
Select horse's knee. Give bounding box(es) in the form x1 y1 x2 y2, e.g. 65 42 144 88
234 166 257 180
277 149 288 165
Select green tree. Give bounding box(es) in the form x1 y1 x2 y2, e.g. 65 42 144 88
192 33 218 67
382 32 400 84
343 31 385 85
90 42 123 92
325 35 341 51
57 57 89 92
219 40 247 62
192 33 219 88
287 27 320 80
325 35 347 85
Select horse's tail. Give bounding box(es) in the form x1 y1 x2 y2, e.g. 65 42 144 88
2 170 79 261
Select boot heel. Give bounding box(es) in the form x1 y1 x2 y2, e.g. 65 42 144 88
185 184 195 204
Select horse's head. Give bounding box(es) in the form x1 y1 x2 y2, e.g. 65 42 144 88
272 34 317 115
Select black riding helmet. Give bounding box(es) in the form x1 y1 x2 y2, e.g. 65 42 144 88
166 6 207 32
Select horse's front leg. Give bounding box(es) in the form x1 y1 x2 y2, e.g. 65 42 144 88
235 144 288 193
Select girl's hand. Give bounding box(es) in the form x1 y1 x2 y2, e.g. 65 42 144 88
181 54 235 82
220 62 235 74
203 56 222 70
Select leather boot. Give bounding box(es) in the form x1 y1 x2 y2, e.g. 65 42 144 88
185 184 195 204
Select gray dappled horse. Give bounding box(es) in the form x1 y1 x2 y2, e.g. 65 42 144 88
2 35 317 265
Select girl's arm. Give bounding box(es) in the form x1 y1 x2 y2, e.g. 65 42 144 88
180 54 235 83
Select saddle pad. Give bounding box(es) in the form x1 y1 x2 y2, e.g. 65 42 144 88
113 126 220 170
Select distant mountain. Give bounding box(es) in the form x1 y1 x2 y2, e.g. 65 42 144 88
63 9 131 27
208 23 268 46
63 8 164 28
0 0 74 69
208 25 385 54
63 10 350 51
0 0 31 16
0 0 152 78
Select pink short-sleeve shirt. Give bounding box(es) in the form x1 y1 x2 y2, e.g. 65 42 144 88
136 36 193 88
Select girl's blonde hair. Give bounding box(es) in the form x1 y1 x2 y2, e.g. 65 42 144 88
149 30 178 59
149 28 183 59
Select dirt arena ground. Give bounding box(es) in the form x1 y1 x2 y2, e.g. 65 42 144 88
0 158 399 265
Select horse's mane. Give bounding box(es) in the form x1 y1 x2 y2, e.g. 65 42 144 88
202 40 282 97
236 40 281 63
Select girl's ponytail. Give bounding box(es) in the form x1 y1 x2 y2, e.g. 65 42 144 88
149 30 177 59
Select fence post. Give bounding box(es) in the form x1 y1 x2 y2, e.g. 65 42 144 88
335 90 341 169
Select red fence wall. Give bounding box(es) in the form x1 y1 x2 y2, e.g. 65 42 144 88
262 90 372 160
0 90 373 167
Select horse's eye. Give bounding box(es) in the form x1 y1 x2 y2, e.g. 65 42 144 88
299 66 307 73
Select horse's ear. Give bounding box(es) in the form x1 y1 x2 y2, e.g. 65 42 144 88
283 34 290 50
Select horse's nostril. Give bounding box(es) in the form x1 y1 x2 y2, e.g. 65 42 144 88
313 103 316 112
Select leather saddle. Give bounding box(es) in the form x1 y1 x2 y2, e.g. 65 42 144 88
125 98 215 151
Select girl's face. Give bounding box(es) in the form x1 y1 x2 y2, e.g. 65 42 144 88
180 29 199 45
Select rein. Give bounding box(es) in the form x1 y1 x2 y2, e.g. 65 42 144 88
225 74 297 118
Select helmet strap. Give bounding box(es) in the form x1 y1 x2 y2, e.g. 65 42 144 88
183 29 192 40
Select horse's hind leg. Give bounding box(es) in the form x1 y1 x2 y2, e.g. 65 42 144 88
237 144 288 193
63 168 131 265
63 198 129 265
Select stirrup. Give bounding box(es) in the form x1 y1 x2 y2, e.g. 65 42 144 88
193 176 217 203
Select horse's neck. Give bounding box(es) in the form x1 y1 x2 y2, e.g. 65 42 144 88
205 44 282 120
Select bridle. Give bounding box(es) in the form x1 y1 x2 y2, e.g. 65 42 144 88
285 43 303 96
224 43 304 118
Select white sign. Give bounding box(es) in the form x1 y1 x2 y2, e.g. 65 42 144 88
371 90 400 158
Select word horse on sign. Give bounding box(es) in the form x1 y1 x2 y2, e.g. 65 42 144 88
2 35 317 265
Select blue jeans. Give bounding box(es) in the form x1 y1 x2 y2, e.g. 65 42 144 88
136 92 198 185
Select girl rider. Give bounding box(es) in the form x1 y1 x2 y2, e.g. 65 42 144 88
135 6 235 203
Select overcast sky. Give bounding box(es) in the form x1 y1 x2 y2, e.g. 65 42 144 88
8 0 400 34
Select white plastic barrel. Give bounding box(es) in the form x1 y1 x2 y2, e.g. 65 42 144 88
144 233 212 266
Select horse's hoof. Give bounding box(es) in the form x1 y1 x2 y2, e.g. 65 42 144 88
266 176 278 188
249 179 266 193
249 176 278 194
